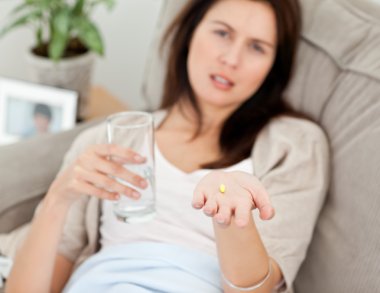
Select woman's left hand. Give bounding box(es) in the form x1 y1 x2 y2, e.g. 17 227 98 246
192 171 275 227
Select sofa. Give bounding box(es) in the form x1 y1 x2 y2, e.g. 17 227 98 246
1 0 380 292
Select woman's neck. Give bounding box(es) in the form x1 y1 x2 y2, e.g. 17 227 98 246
161 101 233 137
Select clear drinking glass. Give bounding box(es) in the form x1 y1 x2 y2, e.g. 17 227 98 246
106 111 156 223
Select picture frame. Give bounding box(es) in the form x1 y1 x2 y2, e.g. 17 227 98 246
0 77 78 145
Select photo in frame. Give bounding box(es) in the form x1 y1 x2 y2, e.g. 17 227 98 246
0 77 78 145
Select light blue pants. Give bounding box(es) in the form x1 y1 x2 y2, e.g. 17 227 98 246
63 242 222 293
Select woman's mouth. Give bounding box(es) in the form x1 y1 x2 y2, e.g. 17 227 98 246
210 74 235 90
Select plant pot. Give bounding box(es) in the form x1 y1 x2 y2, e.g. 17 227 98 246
26 50 96 120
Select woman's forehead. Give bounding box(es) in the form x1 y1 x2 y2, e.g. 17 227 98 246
201 0 277 44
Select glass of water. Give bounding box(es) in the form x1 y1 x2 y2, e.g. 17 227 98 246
106 111 155 223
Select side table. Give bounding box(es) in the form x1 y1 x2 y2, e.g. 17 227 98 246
82 86 128 121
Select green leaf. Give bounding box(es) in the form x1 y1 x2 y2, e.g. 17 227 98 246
75 17 104 55
88 0 116 11
103 0 116 10
73 0 85 15
11 3 32 15
24 0 52 11
0 10 42 38
48 8 71 61
36 26 43 47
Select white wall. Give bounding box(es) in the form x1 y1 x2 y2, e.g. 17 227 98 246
0 0 164 110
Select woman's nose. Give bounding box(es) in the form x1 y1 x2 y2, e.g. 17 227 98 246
218 43 242 69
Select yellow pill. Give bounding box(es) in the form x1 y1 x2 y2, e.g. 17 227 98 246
219 184 226 193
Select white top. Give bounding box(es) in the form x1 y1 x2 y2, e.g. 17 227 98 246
100 143 253 256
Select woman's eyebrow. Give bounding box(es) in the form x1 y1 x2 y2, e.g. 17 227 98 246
210 20 235 31
209 20 275 48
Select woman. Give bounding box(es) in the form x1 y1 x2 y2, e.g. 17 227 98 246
6 0 329 292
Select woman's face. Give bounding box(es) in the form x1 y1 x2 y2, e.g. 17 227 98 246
187 0 277 111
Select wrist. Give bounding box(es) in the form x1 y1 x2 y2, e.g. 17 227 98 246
221 259 273 292
45 178 78 206
43 190 73 214
32 194 72 228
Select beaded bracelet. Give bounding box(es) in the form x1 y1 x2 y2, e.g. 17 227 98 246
221 259 273 291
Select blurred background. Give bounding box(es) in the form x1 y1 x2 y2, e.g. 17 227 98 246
0 0 165 110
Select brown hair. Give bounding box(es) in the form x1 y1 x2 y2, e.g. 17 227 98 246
160 0 302 168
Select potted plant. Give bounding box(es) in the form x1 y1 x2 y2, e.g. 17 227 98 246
0 0 115 119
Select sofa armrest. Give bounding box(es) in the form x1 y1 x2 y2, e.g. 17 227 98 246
0 120 100 233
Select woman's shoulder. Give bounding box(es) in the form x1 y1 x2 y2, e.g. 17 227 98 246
252 115 330 177
263 115 327 142
73 121 108 148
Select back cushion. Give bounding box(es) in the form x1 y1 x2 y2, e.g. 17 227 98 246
141 0 187 110
0 120 99 233
286 1 380 292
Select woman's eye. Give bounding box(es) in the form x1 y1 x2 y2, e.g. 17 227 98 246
250 42 265 54
214 30 229 38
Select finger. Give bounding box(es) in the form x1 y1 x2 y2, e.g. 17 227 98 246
258 203 275 220
250 187 275 221
75 166 141 199
71 179 120 201
83 156 148 189
203 195 218 217
214 202 232 226
235 172 275 220
92 144 147 164
234 202 252 228
192 189 206 209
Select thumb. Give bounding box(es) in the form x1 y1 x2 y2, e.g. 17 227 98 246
250 187 275 220
235 172 275 220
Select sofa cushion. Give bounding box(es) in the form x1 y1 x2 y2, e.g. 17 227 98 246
0 120 100 233
285 0 380 292
141 0 187 110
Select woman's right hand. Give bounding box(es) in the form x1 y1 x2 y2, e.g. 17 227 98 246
46 144 148 206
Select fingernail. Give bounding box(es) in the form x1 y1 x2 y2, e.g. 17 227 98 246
134 155 144 162
236 219 247 227
139 180 148 188
193 203 202 209
217 218 225 224
114 194 120 200
132 191 140 198
262 205 275 220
